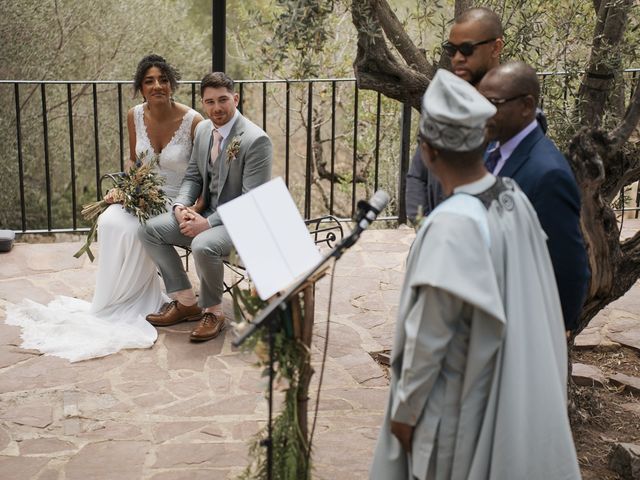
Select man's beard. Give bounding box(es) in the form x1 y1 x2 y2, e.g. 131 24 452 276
470 67 489 87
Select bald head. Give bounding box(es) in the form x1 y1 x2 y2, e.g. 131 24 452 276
455 7 503 38
477 61 540 144
483 61 540 104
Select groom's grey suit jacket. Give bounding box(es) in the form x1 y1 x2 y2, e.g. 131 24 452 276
174 113 272 227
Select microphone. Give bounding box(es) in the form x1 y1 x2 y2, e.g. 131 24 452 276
354 190 390 234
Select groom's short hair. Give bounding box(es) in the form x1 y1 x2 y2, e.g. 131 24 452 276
200 72 234 96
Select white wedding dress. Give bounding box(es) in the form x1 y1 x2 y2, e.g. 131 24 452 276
6 104 198 362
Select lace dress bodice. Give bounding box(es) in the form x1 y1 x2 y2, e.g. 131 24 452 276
133 104 196 200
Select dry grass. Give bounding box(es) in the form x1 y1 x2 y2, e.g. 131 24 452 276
571 347 640 479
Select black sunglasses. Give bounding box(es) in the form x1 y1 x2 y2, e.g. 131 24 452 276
441 38 496 57
485 93 531 106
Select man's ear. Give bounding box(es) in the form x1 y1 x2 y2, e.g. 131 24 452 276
419 140 438 167
522 94 537 117
492 37 504 58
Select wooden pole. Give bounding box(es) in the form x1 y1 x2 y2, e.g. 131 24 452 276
295 284 316 446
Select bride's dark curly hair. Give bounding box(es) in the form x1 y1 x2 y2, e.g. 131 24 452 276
133 54 181 97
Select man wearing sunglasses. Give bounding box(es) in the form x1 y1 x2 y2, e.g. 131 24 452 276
406 7 504 224
477 62 590 334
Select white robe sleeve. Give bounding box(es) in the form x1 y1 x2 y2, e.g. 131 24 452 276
391 285 465 425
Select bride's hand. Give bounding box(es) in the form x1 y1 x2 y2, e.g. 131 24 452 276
103 189 119 204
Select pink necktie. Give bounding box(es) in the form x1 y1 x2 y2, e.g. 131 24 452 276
210 129 223 166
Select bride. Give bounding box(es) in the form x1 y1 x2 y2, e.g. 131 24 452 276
7 55 203 362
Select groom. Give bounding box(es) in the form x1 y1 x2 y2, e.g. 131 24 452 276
140 72 272 342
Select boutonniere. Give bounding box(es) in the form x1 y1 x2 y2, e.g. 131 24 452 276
225 136 242 163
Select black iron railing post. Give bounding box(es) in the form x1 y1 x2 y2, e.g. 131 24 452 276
351 83 359 217
117 83 124 170
374 92 382 192
262 82 267 132
305 82 313 219
67 84 78 231
14 83 26 232
285 81 291 187
330 81 336 215
212 0 226 72
41 83 52 231
92 84 101 201
398 103 412 225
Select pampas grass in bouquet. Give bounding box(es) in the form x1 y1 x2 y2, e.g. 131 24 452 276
73 151 168 261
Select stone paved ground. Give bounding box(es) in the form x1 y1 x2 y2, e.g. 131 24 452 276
0 227 414 480
1 223 640 479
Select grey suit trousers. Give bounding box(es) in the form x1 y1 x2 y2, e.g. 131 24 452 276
139 211 232 308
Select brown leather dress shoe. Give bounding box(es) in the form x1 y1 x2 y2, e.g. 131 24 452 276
190 312 226 342
146 301 203 327
158 301 171 314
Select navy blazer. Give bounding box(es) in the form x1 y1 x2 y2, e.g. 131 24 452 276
500 125 590 331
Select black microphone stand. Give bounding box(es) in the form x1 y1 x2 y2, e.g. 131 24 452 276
233 219 372 480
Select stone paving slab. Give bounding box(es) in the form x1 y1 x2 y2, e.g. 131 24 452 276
572 363 607 387
1 222 640 479
0 227 412 479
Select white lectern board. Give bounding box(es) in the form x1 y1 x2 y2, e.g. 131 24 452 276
217 177 322 300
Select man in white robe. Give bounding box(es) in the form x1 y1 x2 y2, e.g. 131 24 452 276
370 69 580 480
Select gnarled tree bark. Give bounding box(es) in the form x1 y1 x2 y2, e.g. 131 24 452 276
351 0 433 110
577 0 633 127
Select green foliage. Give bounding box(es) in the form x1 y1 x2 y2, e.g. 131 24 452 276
232 280 311 480
228 1 354 79
264 0 335 78
613 185 634 212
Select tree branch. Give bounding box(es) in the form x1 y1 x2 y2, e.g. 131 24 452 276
313 178 350 218
577 0 633 127
621 228 640 251
610 76 640 151
313 110 346 183
592 0 603 14
370 0 432 73
351 0 430 109
620 163 640 188
601 145 640 200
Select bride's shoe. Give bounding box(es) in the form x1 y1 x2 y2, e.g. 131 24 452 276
146 301 203 327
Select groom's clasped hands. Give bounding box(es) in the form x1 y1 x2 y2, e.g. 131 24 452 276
176 205 209 237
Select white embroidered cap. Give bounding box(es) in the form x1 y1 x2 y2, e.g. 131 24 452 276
420 69 497 152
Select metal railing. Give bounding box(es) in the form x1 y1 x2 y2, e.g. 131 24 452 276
1 78 409 234
1 68 639 235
